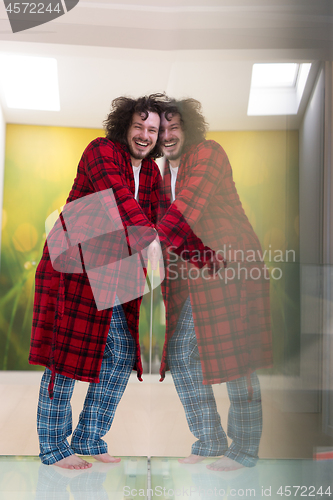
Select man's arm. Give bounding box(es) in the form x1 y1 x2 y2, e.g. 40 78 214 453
156 141 227 250
150 162 164 226
84 140 154 228
83 139 157 251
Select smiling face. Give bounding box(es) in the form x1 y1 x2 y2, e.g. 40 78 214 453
160 113 185 164
126 111 160 165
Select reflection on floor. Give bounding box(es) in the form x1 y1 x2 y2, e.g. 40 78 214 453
0 456 147 500
150 458 333 500
0 456 332 500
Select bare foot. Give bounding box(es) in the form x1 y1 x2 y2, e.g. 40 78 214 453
178 454 206 464
207 456 245 471
53 455 92 470
93 453 121 463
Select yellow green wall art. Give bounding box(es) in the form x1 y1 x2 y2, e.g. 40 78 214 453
0 124 299 373
208 130 300 374
0 125 103 370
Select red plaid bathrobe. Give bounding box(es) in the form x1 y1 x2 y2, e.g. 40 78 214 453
29 138 159 396
157 140 272 385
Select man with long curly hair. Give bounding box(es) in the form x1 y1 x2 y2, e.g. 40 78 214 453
157 98 272 471
29 94 164 470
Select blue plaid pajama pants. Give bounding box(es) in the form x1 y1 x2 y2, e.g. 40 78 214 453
37 297 135 465
167 296 262 467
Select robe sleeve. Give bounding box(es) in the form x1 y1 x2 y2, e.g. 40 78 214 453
150 165 162 226
156 141 227 255
83 139 157 251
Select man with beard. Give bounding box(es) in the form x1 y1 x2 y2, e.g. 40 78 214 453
29 94 164 470
156 99 272 471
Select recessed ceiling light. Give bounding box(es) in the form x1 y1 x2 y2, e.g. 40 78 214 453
0 55 60 111
247 62 311 116
251 63 299 88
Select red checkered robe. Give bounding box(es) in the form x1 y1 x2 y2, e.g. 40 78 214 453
29 138 159 396
157 140 272 385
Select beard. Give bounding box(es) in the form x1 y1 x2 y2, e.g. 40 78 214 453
162 143 184 161
128 146 146 160
127 139 153 160
164 150 182 161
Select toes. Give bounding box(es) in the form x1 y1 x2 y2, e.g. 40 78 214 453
93 454 121 463
207 464 223 471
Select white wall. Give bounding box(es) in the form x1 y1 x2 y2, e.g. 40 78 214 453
299 69 324 265
322 63 333 437
296 68 325 412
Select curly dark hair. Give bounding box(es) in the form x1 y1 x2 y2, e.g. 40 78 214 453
163 98 208 150
103 93 168 159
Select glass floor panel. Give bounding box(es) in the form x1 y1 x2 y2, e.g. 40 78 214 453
0 457 332 500
150 458 333 500
0 456 147 500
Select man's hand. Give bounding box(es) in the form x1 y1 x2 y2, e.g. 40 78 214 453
147 239 161 271
206 253 227 277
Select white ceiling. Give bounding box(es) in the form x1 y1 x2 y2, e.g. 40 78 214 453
0 0 332 131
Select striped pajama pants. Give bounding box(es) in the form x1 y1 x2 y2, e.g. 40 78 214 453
37 297 135 465
168 296 262 467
